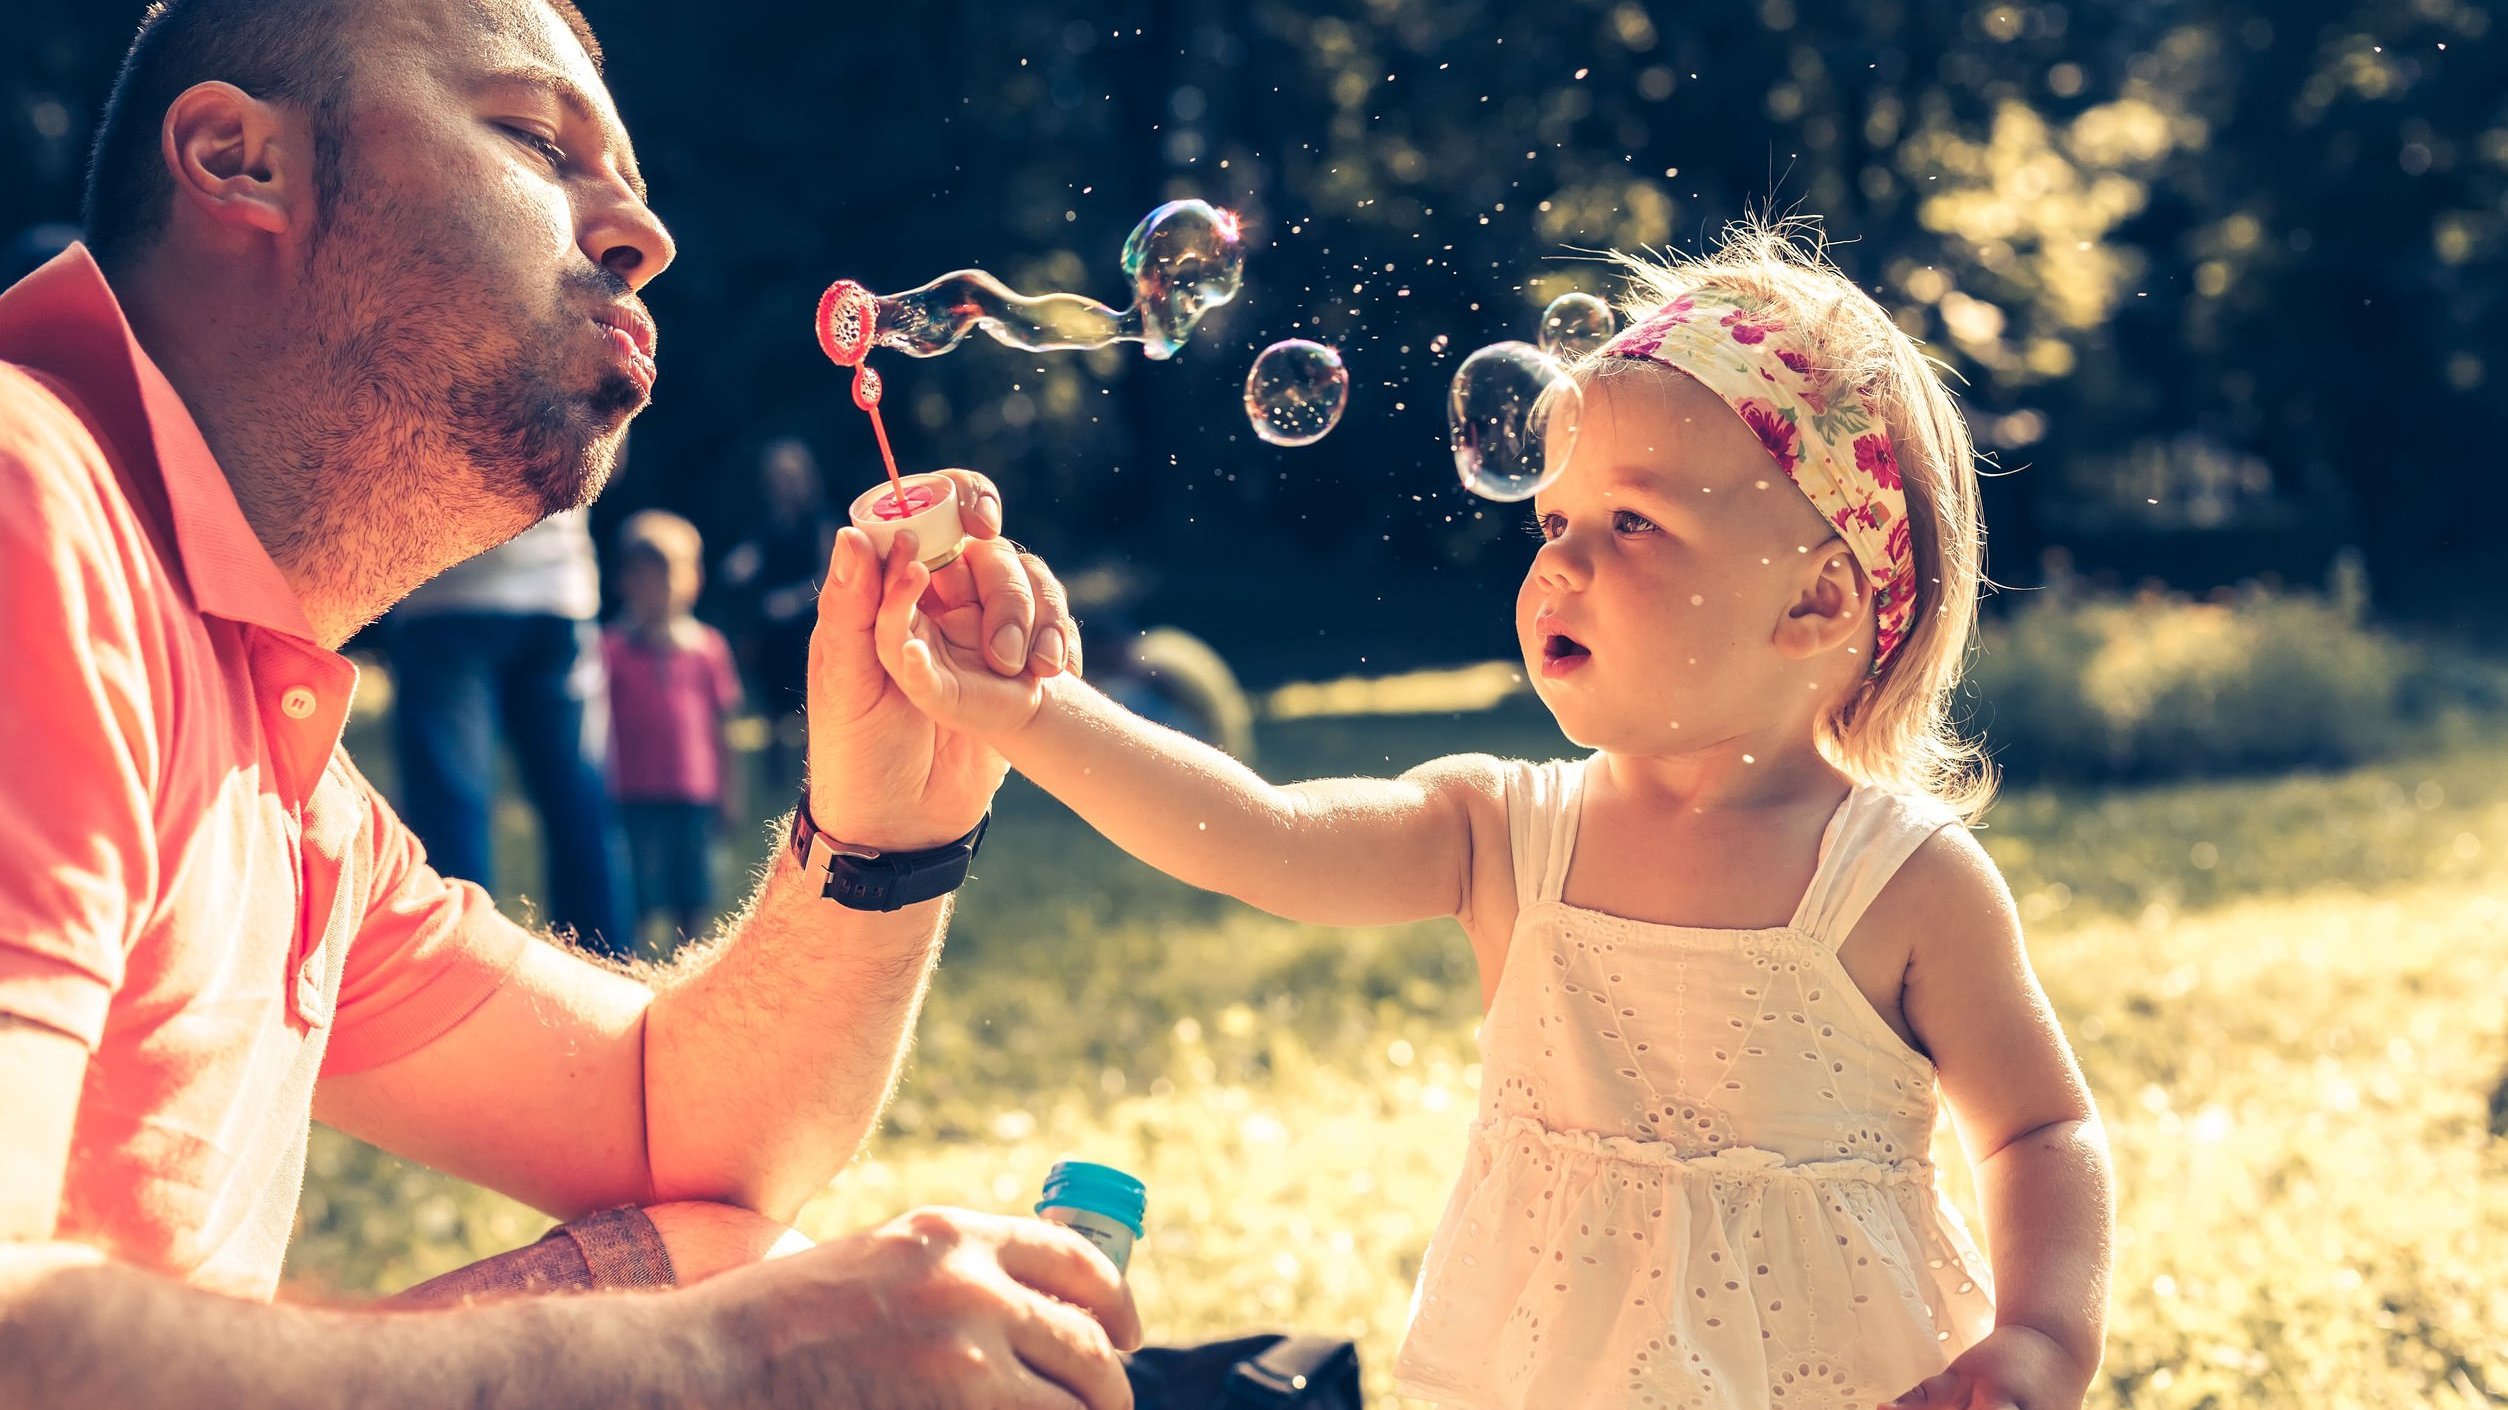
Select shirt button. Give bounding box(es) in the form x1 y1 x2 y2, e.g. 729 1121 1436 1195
279 686 318 720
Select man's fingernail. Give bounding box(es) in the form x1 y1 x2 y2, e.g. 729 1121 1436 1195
1036 628 1067 671
992 624 1026 664
979 493 1004 532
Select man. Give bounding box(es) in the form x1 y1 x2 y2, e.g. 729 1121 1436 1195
0 1 1129 1405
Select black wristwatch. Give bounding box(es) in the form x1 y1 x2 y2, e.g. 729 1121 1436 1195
787 790 989 912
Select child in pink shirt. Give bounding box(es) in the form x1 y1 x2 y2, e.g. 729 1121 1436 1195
604 510 744 946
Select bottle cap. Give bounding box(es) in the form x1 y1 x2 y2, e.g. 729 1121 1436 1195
848 471 966 570
1035 1159 1146 1237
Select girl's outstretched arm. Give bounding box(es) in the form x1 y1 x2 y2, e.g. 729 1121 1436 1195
864 534 1510 932
1872 829 2115 1410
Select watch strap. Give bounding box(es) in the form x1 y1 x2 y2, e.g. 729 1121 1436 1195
789 792 988 912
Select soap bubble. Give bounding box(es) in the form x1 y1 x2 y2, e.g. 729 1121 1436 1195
825 200 1246 364
1448 341 1583 502
1243 340 1349 447
1121 200 1248 360
1537 292 1616 361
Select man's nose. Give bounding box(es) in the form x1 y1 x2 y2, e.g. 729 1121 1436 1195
582 189 675 292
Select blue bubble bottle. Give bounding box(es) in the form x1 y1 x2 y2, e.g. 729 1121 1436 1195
1035 1160 1147 1274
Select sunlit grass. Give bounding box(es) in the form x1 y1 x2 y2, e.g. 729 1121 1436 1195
293 696 2508 1406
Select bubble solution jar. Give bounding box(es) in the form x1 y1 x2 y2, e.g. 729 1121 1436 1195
1035 1160 1146 1275
847 471 967 570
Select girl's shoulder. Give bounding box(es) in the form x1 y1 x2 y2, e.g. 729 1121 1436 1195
1843 790 2012 946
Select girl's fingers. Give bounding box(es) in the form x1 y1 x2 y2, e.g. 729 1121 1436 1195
936 468 1006 540
957 536 1038 675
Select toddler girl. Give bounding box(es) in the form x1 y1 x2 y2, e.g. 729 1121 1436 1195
605 510 743 947
864 220 2112 1410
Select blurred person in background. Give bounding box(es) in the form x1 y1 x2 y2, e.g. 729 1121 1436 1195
605 509 744 950
717 435 839 792
387 506 634 957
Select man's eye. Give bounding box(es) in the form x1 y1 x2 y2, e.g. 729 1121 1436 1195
501 125 567 168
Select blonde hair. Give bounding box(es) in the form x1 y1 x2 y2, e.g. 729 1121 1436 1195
618 509 705 609
1591 216 1992 819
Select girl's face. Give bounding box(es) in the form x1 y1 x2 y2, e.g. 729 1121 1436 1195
622 553 682 618
1516 368 1844 754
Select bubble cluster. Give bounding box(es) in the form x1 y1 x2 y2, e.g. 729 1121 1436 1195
1448 341 1583 502
1243 340 1350 447
1537 291 1616 361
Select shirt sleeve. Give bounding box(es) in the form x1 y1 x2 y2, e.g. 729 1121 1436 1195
0 370 157 1050
320 761 531 1077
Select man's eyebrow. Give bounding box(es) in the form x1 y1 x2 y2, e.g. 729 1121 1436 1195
479 63 650 203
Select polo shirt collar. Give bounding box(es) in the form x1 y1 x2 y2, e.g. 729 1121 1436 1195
0 243 318 641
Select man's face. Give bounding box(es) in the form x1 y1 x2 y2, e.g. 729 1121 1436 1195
299 0 672 531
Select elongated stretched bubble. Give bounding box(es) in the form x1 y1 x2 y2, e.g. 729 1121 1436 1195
822 200 1246 367
1538 292 1616 361
1449 341 1584 502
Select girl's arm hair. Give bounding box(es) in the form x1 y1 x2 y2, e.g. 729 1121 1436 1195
1002 673 1510 930
1884 829 2114 1390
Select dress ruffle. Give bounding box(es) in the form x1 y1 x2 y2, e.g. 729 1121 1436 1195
1394 1117 1996 1410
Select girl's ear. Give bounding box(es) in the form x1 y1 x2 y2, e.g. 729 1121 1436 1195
1773 540 1869 661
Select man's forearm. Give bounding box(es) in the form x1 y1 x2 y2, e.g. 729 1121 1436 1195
640 838 948 1218
0 1244 724 1410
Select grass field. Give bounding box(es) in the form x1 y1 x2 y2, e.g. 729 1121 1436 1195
293 688 2508 1407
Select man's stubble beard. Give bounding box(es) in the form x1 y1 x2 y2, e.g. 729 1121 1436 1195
283 191 642 578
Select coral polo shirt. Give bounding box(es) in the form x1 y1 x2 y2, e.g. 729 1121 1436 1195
0 246 529 1300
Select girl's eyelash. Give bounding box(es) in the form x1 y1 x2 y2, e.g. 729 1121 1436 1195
1523 512 1551 540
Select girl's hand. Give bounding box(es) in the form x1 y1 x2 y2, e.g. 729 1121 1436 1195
868 526 1060 744
1878 1325 2092 1410
804 470 1074 851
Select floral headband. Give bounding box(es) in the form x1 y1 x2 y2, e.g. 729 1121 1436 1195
1599 290 1915 669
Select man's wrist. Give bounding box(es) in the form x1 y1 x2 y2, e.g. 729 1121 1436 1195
788 789 987 912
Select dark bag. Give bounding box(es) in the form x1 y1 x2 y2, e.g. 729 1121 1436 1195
1123 1333 1362 1409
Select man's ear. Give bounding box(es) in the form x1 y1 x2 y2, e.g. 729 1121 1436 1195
161 81 309 240
1773 539 1870 661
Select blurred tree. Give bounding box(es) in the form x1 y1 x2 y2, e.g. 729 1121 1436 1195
5 1 2498 677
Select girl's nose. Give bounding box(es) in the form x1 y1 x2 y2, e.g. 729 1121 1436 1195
1533 537 1592 592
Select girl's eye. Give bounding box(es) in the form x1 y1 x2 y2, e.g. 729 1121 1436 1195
1613 509 1659 534
1527 512 1565 540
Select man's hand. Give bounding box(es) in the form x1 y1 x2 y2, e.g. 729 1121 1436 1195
1879 1324 2092 1410
803 470 1077 851
693 1206 1139 1410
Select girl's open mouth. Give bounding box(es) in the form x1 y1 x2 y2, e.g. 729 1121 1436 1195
1541 633 1591 677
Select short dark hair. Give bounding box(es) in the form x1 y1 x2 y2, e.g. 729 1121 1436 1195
81 0 604 271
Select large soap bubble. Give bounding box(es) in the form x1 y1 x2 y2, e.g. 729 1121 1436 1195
1243 339 1349 447
1448 341 1583 502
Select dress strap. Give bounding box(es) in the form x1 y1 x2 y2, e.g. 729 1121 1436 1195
1786 787 1962 950
1503 756 1590 907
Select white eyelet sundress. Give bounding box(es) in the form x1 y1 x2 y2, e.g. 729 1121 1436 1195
1392 757 1997 1408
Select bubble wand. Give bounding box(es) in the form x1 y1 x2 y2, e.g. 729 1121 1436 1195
813 200 1250 565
